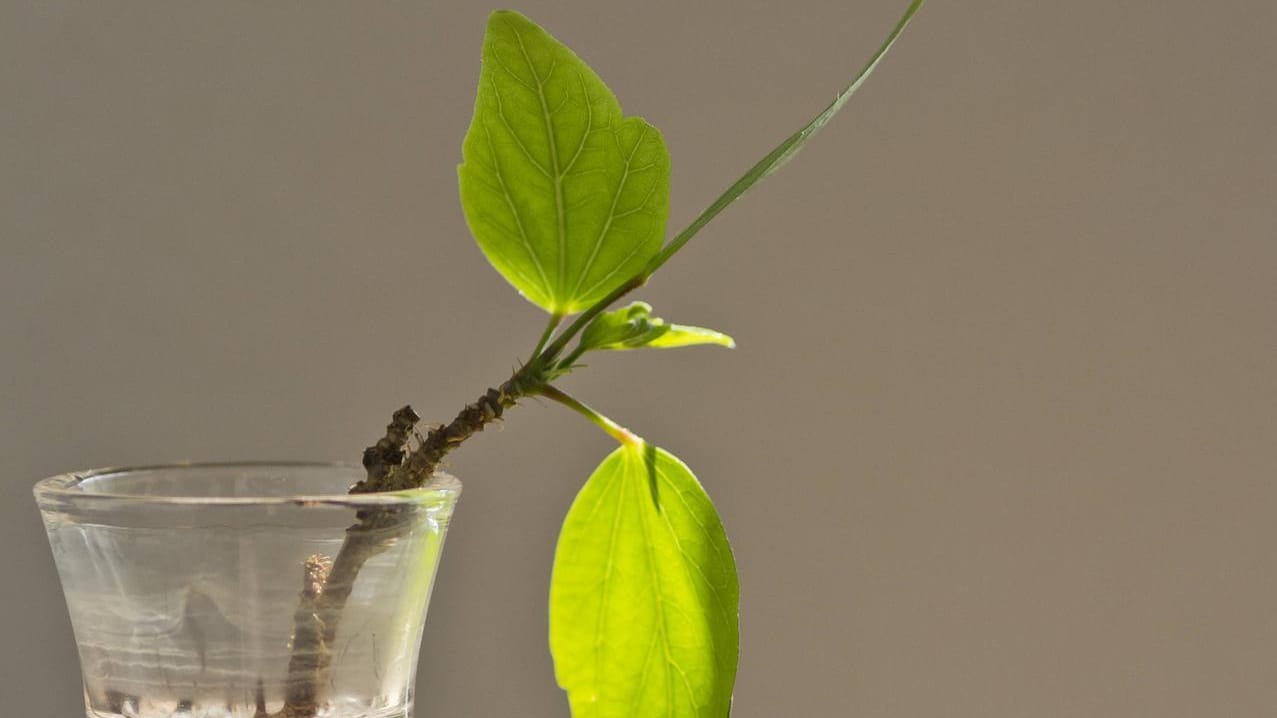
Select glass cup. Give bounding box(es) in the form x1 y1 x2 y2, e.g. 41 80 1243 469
34 462 461 718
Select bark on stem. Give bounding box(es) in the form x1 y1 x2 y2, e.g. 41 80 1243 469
352 370 536 494
279 368 540 717
280 555 333 716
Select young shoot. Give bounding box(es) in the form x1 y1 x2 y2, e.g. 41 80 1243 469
279 5 925 716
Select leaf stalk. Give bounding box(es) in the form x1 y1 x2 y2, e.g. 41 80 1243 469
538 385 640 447
531 312 564 359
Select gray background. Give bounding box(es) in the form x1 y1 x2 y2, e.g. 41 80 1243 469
3 1 1275 716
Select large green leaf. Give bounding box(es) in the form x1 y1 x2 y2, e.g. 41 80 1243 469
577 301 734 354
459 11 671 315
550 442 739 717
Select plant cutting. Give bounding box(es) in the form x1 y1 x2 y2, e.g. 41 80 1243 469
36 4 924 717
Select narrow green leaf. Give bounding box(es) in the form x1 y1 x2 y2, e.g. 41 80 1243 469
459 11 671 315
644 0 925 277
550 443 739 718
646 324 735 350
577 301 734 354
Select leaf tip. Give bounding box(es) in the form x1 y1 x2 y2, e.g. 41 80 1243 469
487 8 541 37
487 8 523 22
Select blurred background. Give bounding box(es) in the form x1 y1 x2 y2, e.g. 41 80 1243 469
2 1 1274 715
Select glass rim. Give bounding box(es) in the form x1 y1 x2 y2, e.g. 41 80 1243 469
32 460 461 507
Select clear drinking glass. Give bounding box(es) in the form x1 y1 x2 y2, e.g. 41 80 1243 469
34 462 461 718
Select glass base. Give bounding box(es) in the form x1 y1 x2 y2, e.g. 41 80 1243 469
35 463 460 718
84 695 412 718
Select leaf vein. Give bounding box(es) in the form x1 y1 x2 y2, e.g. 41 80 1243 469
632 453 685 716
656 474 732 626
593 465 628 699
560 69 594 177
575 234 650 300
490 52 537 92
510 18 569 304
480 121 552 299
569 124 651 299
491 84 552 178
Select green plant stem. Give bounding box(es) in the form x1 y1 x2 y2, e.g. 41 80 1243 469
538 385 639 446
539 275 646 363
558 343 590 371
649 0 923 277
531 312 563 359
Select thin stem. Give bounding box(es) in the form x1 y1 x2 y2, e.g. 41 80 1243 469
538 384 640 446
540 275 645 363
531 312 564 360
559 343 589 371
647 0 924 278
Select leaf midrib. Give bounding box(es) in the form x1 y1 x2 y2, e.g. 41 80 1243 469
632 452 702 716
509 18 569 308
